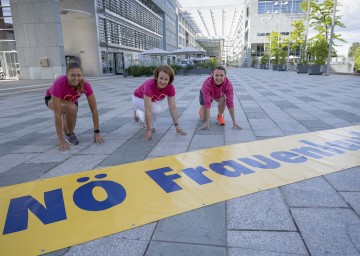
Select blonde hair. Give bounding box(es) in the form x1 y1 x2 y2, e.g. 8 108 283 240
153 65 175 85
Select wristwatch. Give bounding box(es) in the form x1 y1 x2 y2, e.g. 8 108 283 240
94 129 100 133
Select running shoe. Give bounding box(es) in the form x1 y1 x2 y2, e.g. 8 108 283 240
133 107 139 122
66 133 79 145
217 115 225 125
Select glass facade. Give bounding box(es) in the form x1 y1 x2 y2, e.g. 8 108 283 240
0 0 15 51
98 0 163 50
258 0 303 14
0 0 18 79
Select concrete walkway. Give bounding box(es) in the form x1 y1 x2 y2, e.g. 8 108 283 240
0 68 359 256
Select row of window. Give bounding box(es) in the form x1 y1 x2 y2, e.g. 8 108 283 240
99 18 161 50
0 0 15 51
258 0 303 14
257 32 289 36
98 0 163 34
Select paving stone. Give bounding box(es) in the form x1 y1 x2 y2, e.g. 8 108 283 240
325 167 360 191
145 241 226 256
227 188 296 231
65 238 148 256
280 176 348 207
340 192 360 215
152 203 226 246
0 162 59 187
291 208 360 256
228 231 308 255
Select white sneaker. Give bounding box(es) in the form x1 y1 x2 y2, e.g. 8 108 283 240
136 109 145 123
133 107 139 122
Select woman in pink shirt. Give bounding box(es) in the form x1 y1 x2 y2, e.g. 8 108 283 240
132 65 186 141
198 66 242 130
45 62 104 151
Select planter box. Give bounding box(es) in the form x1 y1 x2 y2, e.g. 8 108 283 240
272 64 279 71
278 64 287 71
309 65 325 75
260 64 269 69
296 65 309 73
176 68 211 75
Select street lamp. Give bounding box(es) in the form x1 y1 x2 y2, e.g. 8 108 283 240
326 0 338 76
267 9 278 68
274 1 288 68
286 0 295 68
261 17 271 68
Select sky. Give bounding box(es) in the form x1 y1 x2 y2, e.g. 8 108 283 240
178 0 360 57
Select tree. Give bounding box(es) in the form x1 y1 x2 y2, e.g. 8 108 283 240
285 19 306 63
309 0 346 46
289 20 305 55
301 0 346 63
348 42 360 58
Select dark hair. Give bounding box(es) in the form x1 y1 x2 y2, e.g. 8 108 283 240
153 65 175 85
66 61 82 74
213 66 226 74
66 61 84 93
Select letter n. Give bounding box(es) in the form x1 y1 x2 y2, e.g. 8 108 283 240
3 189 67 234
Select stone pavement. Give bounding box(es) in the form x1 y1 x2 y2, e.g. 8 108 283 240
0 68 360 256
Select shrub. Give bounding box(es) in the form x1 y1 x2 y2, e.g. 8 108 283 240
354 48 360 73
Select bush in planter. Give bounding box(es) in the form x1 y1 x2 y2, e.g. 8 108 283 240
260 53 269 69
307 38 328 75
127 66 143 77
170 64 182 74
308 38 328 65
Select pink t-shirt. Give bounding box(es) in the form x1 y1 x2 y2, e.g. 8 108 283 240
133 79 175 102
45 75 93 103
201 76 234 109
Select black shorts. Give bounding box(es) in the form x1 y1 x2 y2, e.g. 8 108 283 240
199 90 212 106
199 90 204 105
44 95 51 107
44 95 78 107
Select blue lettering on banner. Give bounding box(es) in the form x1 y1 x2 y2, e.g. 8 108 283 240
270 151 307 163
146 167 183 193
299 140 345 154
209 160 255 177
238 155 281 169
3 189 66 234
182 166 213 185
73 174 127 211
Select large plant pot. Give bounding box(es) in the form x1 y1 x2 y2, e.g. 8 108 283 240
278 64 287 71
309 65 325 75
296 65 309 73
272 64 279 71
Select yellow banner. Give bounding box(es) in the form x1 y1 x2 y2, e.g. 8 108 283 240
1 126 360 255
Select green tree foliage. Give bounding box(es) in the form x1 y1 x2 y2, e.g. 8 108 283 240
308 37 328 64
348 42 360 58
300 0 345 63
289 20 305 53
354 47 360 73
309 0 346 45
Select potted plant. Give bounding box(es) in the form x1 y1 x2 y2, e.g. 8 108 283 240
277 50 287 71
260 53 269 69
308 38 328 75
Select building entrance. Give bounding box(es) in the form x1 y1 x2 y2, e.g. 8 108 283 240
0 51 19 79
114 53 125 74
